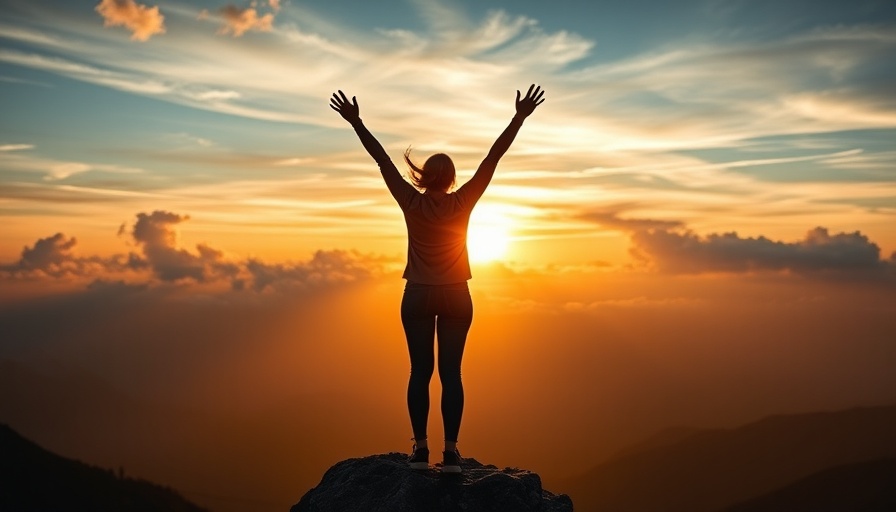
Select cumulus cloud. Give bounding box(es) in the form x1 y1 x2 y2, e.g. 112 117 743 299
634 227 889 276
215 4 276 37
126 210 239 282
244 250 383 292
126 211 391 290
2 210 390 292
95 0 166 42
18 233 77 272
123 210 389 289
0 233 127 278
587 210 894 279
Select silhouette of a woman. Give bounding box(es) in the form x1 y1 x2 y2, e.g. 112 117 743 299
330 85 545 473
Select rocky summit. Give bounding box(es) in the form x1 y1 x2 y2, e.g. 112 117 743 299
292 452 573 512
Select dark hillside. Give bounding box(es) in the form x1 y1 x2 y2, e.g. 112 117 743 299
559 405 896 512
0 423 207 512
725 458 896 512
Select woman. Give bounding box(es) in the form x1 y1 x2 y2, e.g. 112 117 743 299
329 85 545 473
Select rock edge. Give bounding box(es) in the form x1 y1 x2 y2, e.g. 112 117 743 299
292 452 573 512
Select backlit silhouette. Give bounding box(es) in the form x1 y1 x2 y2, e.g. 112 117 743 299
330 84 545 473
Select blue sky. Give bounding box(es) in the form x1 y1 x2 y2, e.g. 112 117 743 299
1 0 895 264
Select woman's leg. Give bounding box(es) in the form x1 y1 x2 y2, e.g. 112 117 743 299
436 287 473 443
401 287 436 442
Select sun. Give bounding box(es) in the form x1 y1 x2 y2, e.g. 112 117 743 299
468 223 510 263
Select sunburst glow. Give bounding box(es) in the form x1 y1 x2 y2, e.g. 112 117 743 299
468 223 511 263
468 206 514 262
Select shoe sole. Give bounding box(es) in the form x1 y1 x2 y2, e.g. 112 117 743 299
409 462 429 470
441 465 462 474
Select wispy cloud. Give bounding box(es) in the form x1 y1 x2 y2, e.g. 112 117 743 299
0 147 143 181
9 3 895 145
0 144 34 152
0 49 172 95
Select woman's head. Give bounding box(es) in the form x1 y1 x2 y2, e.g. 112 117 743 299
405 149 456 192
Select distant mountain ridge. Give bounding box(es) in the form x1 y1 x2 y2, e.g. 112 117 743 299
558 404 896 512
0 423 207 512
726 457 896 512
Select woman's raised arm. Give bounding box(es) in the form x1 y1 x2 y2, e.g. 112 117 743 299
486 84 545 162
329 90 390 164
460 84 545 199
330 90 415 206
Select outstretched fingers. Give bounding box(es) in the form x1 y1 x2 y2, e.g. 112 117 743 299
531 87 545 106
330 90 355 111
330 91 344 110
339 90 358 108
514 84 546 117
527 85 544 101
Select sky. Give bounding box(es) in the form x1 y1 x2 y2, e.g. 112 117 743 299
1 0 895 266
1 1 895 511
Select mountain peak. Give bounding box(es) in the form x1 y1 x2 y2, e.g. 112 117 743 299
291 452 573 512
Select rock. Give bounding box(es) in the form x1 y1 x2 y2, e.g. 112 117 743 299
292 452 573 512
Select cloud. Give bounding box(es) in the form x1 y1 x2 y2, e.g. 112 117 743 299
582 210 684 232
2 210 391 292
215 4 276 37
46 162 92 181
7 206 890 296
0 145 145 181
190 90 241 102
0 233 127 278
580 211 896 278
127 210 238 282
633 227 889 277
18 233 77 272
7 1 891 158
95 0 166 42
0 144 34 152
0 49 173 95
586 211 894 279
244 250 384 292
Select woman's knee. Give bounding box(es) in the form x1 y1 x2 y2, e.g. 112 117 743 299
410 364 434 382
438 368 463 387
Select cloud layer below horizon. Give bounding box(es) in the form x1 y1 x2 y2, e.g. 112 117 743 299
3 209 893 297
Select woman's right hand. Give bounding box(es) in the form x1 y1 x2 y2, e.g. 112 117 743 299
515 84 545 118
330 90 360 124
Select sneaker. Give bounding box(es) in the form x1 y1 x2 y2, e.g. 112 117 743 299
408 445 429 470
441 448 462 474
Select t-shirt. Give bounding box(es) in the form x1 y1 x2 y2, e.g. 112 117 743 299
376 157 495 285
